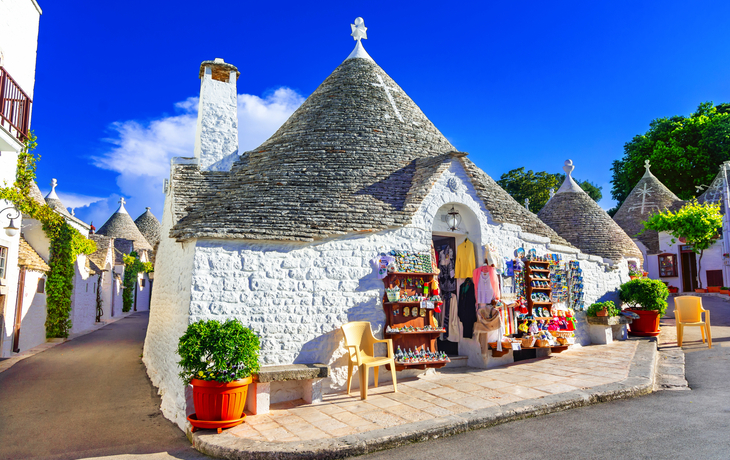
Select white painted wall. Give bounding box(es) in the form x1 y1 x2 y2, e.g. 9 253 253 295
134 273 151 311
193 63 239 171
142 187 197 429
0 0 41 99
70 255 98 334
0 219 21 357
16 268 45 351
656 231 724 290
21 218 49 262
144 159 632 430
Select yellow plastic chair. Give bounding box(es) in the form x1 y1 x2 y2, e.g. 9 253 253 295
341 321 397 400
674 296 712 348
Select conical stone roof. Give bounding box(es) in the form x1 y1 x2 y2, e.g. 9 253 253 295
168 41 571 247
538 160 643 262
697 161 730 213
135 207 161 249
97 199 152 251
613 160 683 254
44 178 70 217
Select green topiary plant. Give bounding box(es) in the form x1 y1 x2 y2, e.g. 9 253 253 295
619 278 670 317
586 301 621 317
177 319 260 385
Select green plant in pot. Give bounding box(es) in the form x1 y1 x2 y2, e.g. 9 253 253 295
178 319 260 431
619 278 669 337
586 301 621 317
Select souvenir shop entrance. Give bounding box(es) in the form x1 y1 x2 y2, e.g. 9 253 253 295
433 234 458 356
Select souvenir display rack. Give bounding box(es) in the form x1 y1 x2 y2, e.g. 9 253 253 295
382 272 449 371
526 260 553 318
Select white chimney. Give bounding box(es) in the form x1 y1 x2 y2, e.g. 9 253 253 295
193 58 240 171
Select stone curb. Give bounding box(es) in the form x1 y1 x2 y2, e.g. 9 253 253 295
189 339 658 460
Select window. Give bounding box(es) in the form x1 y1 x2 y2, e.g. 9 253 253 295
658 253 678 278
37 278 45 293
0 246 7 279
140 279 145 288
707 270 723 287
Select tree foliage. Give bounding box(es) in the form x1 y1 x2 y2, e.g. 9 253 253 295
0 133 96 337
497 167 602 212
640 200 723 288
611 102 730 209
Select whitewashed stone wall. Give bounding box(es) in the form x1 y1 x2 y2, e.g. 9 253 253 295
143 192 197 429
145 159 632 430
70 255 98 334
16 269 45 352
0 219 21 358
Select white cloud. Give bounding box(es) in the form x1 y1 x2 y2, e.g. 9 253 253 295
75 87 304 225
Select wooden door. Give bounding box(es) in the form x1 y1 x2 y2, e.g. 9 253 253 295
681 251 698 292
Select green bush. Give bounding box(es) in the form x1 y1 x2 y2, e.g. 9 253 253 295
586 301 621 317
619 278 669 316
177 319 260 384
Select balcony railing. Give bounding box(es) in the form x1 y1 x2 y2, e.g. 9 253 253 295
0 66 32 143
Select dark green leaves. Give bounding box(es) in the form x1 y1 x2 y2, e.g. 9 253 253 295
619 278 670 316
177 319 261 384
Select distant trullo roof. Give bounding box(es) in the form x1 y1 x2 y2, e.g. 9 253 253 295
538 160 643 262
44 178 70 217
613 160 683 254
96 198 152 251
28 181 46 206
134 207 161 249
168 20 572 247
697 161 730 213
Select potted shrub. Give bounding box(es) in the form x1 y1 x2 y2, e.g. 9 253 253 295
178 319 260 432
586 301 621 318
721 287 730 295
628 268 643 280
619 278 669 337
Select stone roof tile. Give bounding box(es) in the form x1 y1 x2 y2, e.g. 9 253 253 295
18 236 49 272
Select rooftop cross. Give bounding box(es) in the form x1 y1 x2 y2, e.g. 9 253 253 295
372 74 404 122
119 197 126 207
351 17 367 42
118 197 128 214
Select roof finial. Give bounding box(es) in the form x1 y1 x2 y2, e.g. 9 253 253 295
346 17 373 61
46 178 60 199
549 188 555 198
556 159 584 194
644 159 651 172
118 197 128 214
351 17 367 42
524 198 530 211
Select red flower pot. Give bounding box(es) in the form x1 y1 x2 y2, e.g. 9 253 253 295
627 309 661 337
695 289 707 293
190 376 252 422
708 286 721 293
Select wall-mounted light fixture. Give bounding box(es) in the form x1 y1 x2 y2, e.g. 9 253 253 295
446 206 462 232
2 206 20 237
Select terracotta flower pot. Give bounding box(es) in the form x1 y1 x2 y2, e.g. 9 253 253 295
708 286 721 293
190 376 252 422
695 289 707 293
721 290 730 295
627 309 661 337
596 308 608 317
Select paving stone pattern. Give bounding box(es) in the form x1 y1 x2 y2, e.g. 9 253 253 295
229 342 637 443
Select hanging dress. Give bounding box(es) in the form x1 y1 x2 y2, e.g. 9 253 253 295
458 278 477 339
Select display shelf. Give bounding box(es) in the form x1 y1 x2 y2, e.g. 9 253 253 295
528 269 550 273
386 330 445 335
531 301 552 305
382 271 442 370
530 287 551 291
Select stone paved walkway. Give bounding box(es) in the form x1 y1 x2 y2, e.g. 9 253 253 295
228 341 637 443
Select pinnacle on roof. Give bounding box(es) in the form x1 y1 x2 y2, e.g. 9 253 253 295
613 159 684 254
346 17 373 61
166 18 573 247
44 178 70 216
539 160 643 263
96 198 152 251
697 161 730 208
134 207 161 249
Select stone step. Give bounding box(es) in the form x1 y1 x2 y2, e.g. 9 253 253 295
444 355 468 368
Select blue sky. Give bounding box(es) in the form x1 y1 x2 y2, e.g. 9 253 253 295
29 0 730 226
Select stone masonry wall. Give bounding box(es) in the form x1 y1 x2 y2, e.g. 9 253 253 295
145 159 631 430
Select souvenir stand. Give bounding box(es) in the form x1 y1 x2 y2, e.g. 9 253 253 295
381 251 450 370
488 250 580 358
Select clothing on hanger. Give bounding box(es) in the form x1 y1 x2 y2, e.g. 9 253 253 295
473 265 500 305
458 278 477 339
447 293 460 342
438 246 457 293
455 239 476 278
